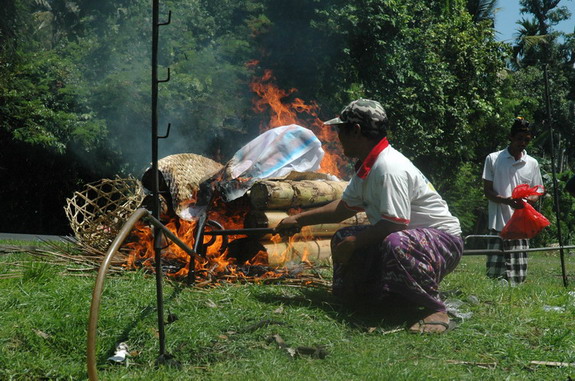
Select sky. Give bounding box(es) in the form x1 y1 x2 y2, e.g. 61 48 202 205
494 0 575 42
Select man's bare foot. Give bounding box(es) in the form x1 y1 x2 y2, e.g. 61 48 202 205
408 311 452 334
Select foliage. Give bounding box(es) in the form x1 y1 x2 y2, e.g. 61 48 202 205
0 34 116 234
532 169 575 247
0 0 266 233
314 1 508 184
509 64 575 164
442 162 487 235
465 0 499 23
512 0 571 71
0 50 106 153
508 0 575 191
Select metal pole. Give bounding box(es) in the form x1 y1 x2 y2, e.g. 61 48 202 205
543 64 568 287
463 245 575 255
151 0 167 359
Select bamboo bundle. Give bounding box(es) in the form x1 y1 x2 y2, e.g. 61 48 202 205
249 180 348 210
264 239 332 266
244 210 369 240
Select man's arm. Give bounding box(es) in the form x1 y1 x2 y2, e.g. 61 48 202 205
528 164 544 204
276 199 357 230
483 179 524 209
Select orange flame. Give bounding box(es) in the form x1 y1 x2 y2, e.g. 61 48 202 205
249 66 349 179
123 198 286 280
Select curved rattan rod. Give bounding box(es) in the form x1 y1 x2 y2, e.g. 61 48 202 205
87 208 196 381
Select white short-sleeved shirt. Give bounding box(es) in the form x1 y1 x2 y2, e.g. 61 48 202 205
482 148 542 231
342 138 462 236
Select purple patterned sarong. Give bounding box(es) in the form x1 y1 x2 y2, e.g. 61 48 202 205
332 226 463 312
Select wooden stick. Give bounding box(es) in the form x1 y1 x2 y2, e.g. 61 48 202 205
529 361 575 368
446 360 497 369
244 210 368 241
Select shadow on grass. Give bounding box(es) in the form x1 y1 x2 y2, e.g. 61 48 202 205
98 281 186 365
253 287 429 331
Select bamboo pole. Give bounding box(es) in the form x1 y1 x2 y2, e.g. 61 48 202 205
263 239 332 266
249 180 348 210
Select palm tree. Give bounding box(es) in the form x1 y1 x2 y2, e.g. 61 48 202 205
512 17 547 66
512 0 570 66
466 0 499 23
519 0 563 36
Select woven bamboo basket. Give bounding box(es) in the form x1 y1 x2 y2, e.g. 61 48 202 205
64 176 144 250
141 153 224 217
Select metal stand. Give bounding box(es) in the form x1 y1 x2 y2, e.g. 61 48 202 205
187 189 216 285
151 0 172 362
543 64 568 286
463 235 575 255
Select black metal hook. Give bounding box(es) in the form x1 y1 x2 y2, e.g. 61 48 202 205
158 10 171 26
158 67 170 83
158 123 171 139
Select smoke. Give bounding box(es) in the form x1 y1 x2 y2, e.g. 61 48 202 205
66 1 345 180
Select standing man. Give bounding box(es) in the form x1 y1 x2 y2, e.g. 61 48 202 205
277 99 463 334
482 118 543 284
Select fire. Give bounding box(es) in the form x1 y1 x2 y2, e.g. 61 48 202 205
250 69 303 129
123 198 286 281
248 65 350 179
122 65 345 284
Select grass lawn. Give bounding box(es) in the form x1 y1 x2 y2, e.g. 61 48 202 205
1 241 575 380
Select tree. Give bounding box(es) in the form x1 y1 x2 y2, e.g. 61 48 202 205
501 0 575 245
0 0 124 233
509 0 574 166
466 0 499 24
519 0 570 35
314 1 507 184
512 0 571 66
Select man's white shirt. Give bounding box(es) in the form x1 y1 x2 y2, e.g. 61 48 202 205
482 148 543 231
342 139 462 236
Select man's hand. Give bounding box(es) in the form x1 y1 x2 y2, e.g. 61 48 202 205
275 216 301 237
332 236 357 264
504 197 525 209
484 180 525 209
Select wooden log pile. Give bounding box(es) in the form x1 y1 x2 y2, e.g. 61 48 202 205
241 178 368 266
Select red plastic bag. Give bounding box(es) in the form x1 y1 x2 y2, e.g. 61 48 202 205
500 184 550 240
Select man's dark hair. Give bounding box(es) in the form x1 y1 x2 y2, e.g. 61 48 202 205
510 118 532 136
360 123 387 140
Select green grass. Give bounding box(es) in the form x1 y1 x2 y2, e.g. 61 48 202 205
2 243 575 380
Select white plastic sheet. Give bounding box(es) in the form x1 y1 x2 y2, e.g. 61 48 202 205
217 124 324 201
